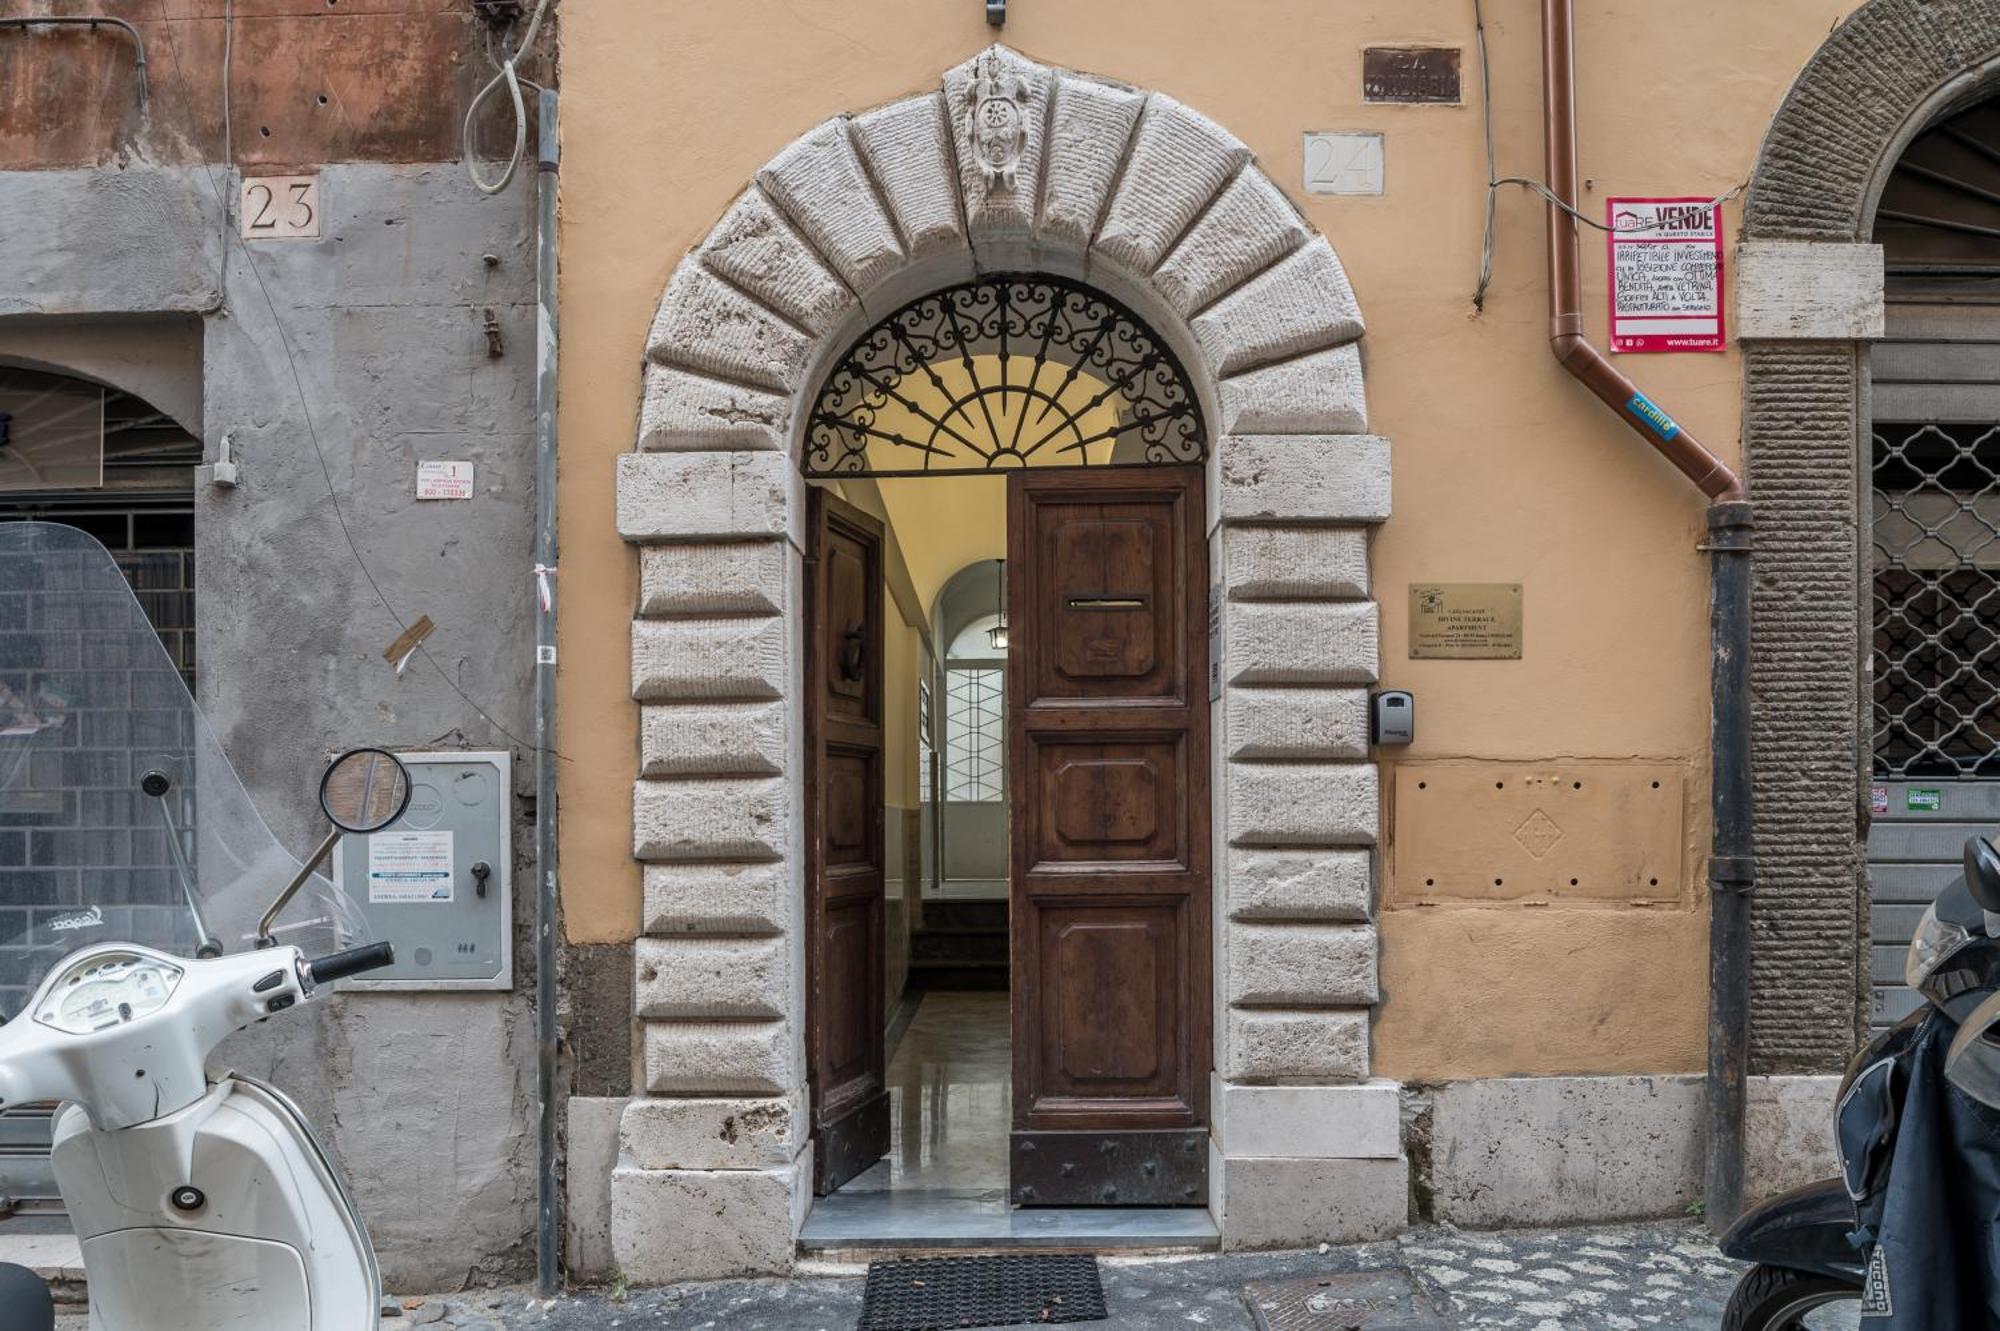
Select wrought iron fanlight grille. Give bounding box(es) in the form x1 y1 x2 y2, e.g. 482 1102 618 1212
803 275 1206 477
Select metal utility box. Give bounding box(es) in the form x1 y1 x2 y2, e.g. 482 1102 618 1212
331 750 513 991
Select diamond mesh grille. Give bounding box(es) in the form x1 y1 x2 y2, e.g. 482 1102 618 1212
1872 421 2000 777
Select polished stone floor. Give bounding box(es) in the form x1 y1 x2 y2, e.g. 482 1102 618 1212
798 991 1220 1249
843 991 1010 1195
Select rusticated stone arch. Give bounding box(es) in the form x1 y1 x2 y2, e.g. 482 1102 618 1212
611 45 1398 1279
1739 2 2000 1071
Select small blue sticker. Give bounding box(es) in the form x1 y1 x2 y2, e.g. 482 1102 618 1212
1627 392 1681 442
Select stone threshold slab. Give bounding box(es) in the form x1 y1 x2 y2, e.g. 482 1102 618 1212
798 1187 1218 1251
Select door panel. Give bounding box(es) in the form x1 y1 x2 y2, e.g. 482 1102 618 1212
1009 467 1211 1207
805 488 890 1195
1037 740 1186 865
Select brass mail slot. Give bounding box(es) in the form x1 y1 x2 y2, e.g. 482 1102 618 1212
1067 596 1147 610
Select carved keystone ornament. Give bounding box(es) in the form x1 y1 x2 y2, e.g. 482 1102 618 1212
963 51 1031 191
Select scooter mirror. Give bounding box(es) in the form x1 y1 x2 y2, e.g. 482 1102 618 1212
1965 837 2000 915
318 748 413 835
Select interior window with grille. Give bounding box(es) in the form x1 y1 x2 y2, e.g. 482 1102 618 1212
943 666 1004 802
1873 421 2000 777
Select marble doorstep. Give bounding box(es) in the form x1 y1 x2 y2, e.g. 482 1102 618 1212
798 1187 1219 1250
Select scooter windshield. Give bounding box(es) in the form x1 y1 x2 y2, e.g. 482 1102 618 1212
0 523 368 1019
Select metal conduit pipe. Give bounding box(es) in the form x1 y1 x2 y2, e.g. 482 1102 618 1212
1538 0 1755 1229
533 86 562 1297
0 17 148 110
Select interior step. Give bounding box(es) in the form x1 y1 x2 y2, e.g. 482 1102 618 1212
919 900 1008 931
907 959 1009 991
911 927 1009 964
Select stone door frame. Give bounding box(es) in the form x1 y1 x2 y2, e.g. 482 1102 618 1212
1736 1 2000 1072
609 45 1403 1280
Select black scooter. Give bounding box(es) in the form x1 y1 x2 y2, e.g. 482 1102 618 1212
1719 836 2000 1329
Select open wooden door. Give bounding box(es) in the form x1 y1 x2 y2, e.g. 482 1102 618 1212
804 487 890 1195
1007 466 1211 1207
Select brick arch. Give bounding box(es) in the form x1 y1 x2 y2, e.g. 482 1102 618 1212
1737 2 2000 1072
610 46 1397 1279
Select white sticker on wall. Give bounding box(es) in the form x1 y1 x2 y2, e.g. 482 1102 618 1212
240 175 321 240
367 829 455 903
416 460 474 500
1303 132 1385 196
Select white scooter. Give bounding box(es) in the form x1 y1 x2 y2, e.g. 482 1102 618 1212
0 522 408 1330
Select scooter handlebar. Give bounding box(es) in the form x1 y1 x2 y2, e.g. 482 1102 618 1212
306 943 396 986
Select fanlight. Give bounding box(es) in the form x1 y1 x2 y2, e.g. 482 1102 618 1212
803 275 1207 477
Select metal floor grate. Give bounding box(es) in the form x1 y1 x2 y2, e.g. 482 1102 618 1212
1244 1270 1447 1331
859 1254 1108 1330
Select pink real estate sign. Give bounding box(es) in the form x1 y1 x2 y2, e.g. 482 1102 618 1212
1606 196 1726 354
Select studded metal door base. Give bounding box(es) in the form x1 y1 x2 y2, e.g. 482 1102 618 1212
859 1254 1108 1330
1243 1270 1448 1331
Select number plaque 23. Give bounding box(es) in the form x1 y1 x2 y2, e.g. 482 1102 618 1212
239 175 320 240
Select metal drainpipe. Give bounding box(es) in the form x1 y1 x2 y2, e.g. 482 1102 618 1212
1538 0 1755 1228
533 86 562 1297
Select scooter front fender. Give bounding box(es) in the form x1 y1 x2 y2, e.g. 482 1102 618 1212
1719 1177 1866 1283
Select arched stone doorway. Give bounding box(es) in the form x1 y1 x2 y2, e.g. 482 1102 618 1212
1737 2 2000 1072
612 45 1394 1278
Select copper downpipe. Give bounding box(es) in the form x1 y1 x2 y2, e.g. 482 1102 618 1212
1539 0 1743 502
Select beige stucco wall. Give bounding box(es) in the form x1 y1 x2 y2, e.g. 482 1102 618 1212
556 0 1864 1080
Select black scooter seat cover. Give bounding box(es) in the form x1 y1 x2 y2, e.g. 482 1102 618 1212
1719 1177 1865 1283
0 1260 54 1331
1856 1012 2000 1326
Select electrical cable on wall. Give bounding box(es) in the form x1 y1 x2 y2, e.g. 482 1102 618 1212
464 0 555 195
1470 0 1741 310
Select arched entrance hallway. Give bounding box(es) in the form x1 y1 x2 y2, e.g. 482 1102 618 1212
612 45 1394 1279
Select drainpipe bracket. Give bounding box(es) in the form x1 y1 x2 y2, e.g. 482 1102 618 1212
1708 855 1756 895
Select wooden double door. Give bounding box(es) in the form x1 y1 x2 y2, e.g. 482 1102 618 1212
806 468 1211 1206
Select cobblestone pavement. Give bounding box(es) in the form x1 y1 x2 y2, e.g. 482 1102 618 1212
55 1220 1860 1328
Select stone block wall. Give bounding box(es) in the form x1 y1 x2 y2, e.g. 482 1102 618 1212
1738 0 2000 1071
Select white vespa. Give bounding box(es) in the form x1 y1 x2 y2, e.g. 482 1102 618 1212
0 522 407 1330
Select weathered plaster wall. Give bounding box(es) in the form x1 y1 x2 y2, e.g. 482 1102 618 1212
196 161 540 1289
557 0 1869 1083
0 160 541 1289
0 1 534 170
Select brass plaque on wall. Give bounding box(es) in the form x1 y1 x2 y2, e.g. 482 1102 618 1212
1386 761 1685 908
1363 47 1463 105
1409 583 1522 658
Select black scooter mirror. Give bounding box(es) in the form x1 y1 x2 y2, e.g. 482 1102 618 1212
1964 836 2000 915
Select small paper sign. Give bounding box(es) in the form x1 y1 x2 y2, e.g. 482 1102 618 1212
1607 197 1725 354
1907 788 1943 813
367 829 455 903
1870 785 1890 815
416 460 474 500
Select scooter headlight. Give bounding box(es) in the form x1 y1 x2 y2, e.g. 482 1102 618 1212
1907 900 1973 990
